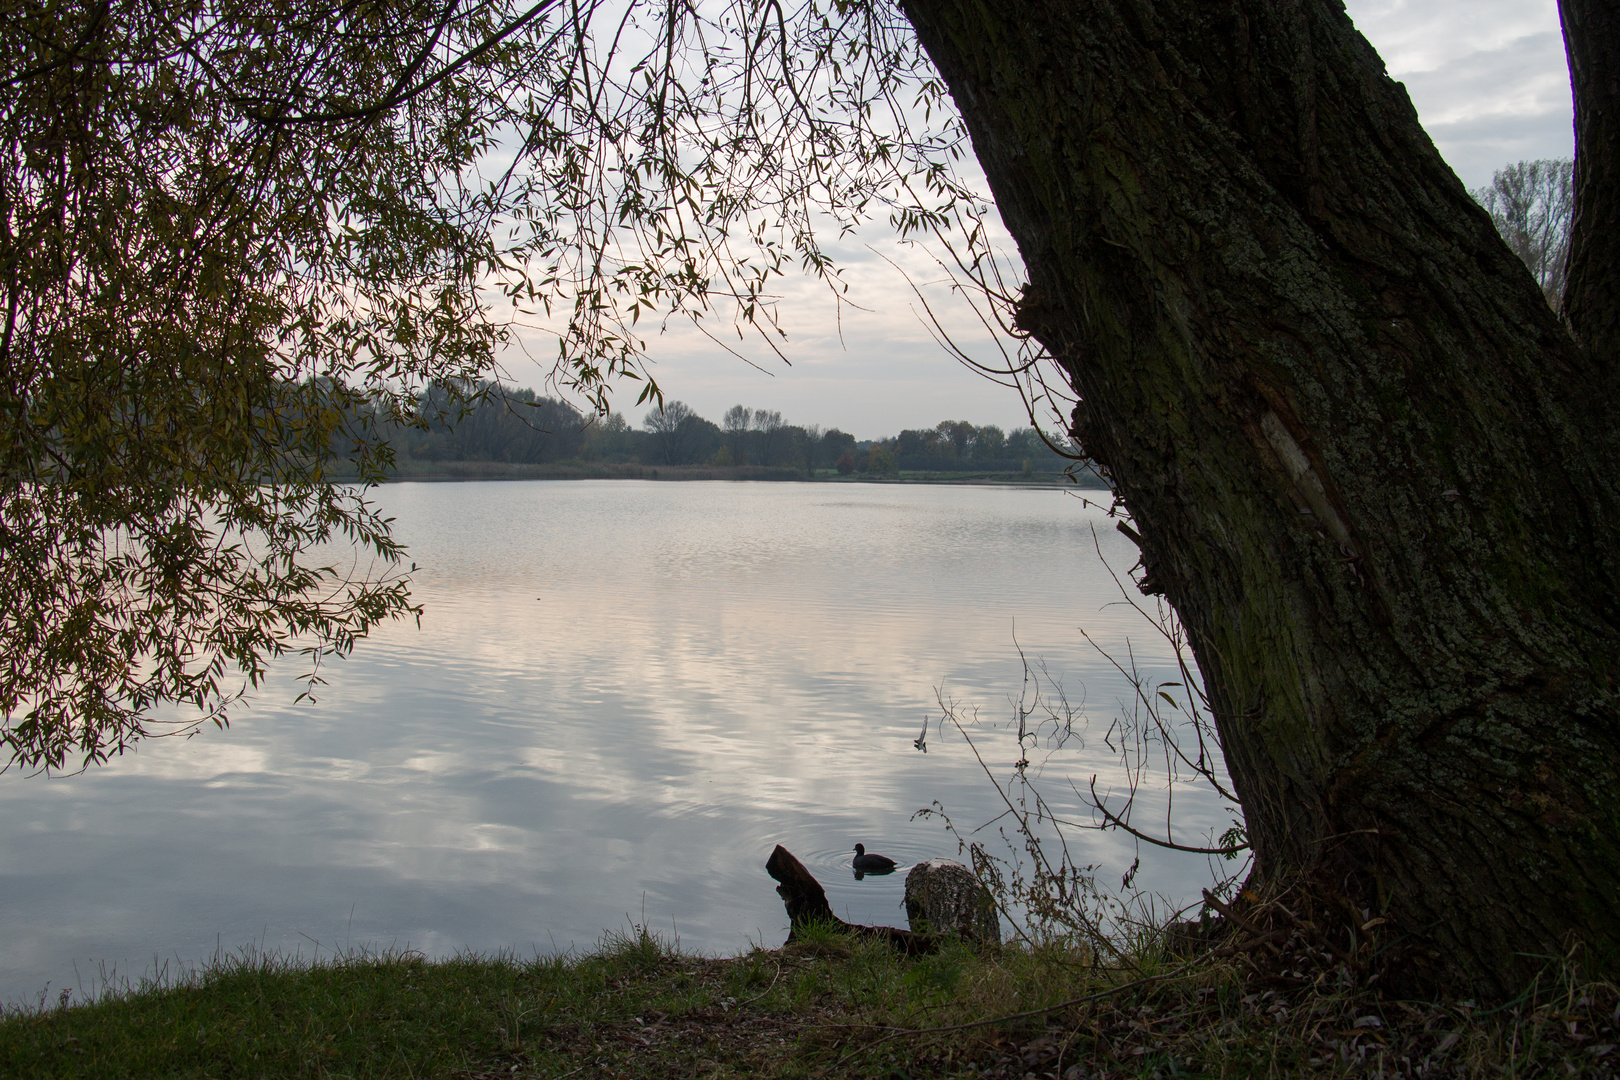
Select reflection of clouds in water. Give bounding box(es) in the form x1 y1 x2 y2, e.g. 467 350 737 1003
97 738 276 782
0 481 1228 1005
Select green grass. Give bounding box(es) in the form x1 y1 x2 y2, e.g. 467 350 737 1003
5 924 1617 1078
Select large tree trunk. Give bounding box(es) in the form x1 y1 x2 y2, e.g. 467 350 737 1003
1561 0 1619 354
899 0 1620 993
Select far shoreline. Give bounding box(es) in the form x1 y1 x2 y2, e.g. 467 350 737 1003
331 460 1110 490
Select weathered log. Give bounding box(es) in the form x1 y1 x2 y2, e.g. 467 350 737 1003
765 844 836 926
765 844 939 955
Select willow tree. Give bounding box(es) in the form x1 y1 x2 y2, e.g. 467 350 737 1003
1 0 562 769
898 0 1619 993
6 0 1615 991
2 0 953 772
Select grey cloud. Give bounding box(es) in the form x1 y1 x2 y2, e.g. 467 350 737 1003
1345 1 1573 188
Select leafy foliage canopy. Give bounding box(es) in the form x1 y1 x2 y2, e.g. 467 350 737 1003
0 0 971 768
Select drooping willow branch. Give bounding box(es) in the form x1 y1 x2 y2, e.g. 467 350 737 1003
1 0 991 768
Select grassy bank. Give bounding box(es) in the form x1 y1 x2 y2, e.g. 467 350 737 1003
4 922 1615 1079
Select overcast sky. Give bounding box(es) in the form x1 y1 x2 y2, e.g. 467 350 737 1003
499 0 1575 440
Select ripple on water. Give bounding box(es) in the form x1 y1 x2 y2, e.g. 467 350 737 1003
799 840 940 879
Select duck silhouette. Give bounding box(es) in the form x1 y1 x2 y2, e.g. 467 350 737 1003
852 843 898 875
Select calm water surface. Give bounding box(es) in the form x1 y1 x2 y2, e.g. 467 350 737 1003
0 481 1231 1005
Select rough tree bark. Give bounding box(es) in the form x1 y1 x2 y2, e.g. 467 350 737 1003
1560 0 1618 355
899 0 1620 993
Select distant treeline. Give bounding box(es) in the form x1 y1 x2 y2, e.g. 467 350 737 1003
372 383 1079 476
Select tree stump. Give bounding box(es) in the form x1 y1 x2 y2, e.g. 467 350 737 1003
903 859 1000 946
765 845 939 955
765 844 837 927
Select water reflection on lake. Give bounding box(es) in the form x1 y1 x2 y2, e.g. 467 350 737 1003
0 481 1231 1005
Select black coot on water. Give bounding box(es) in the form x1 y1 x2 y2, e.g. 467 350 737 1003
852 843 897 874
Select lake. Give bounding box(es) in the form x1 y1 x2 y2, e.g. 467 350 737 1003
0 481 1234 1007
